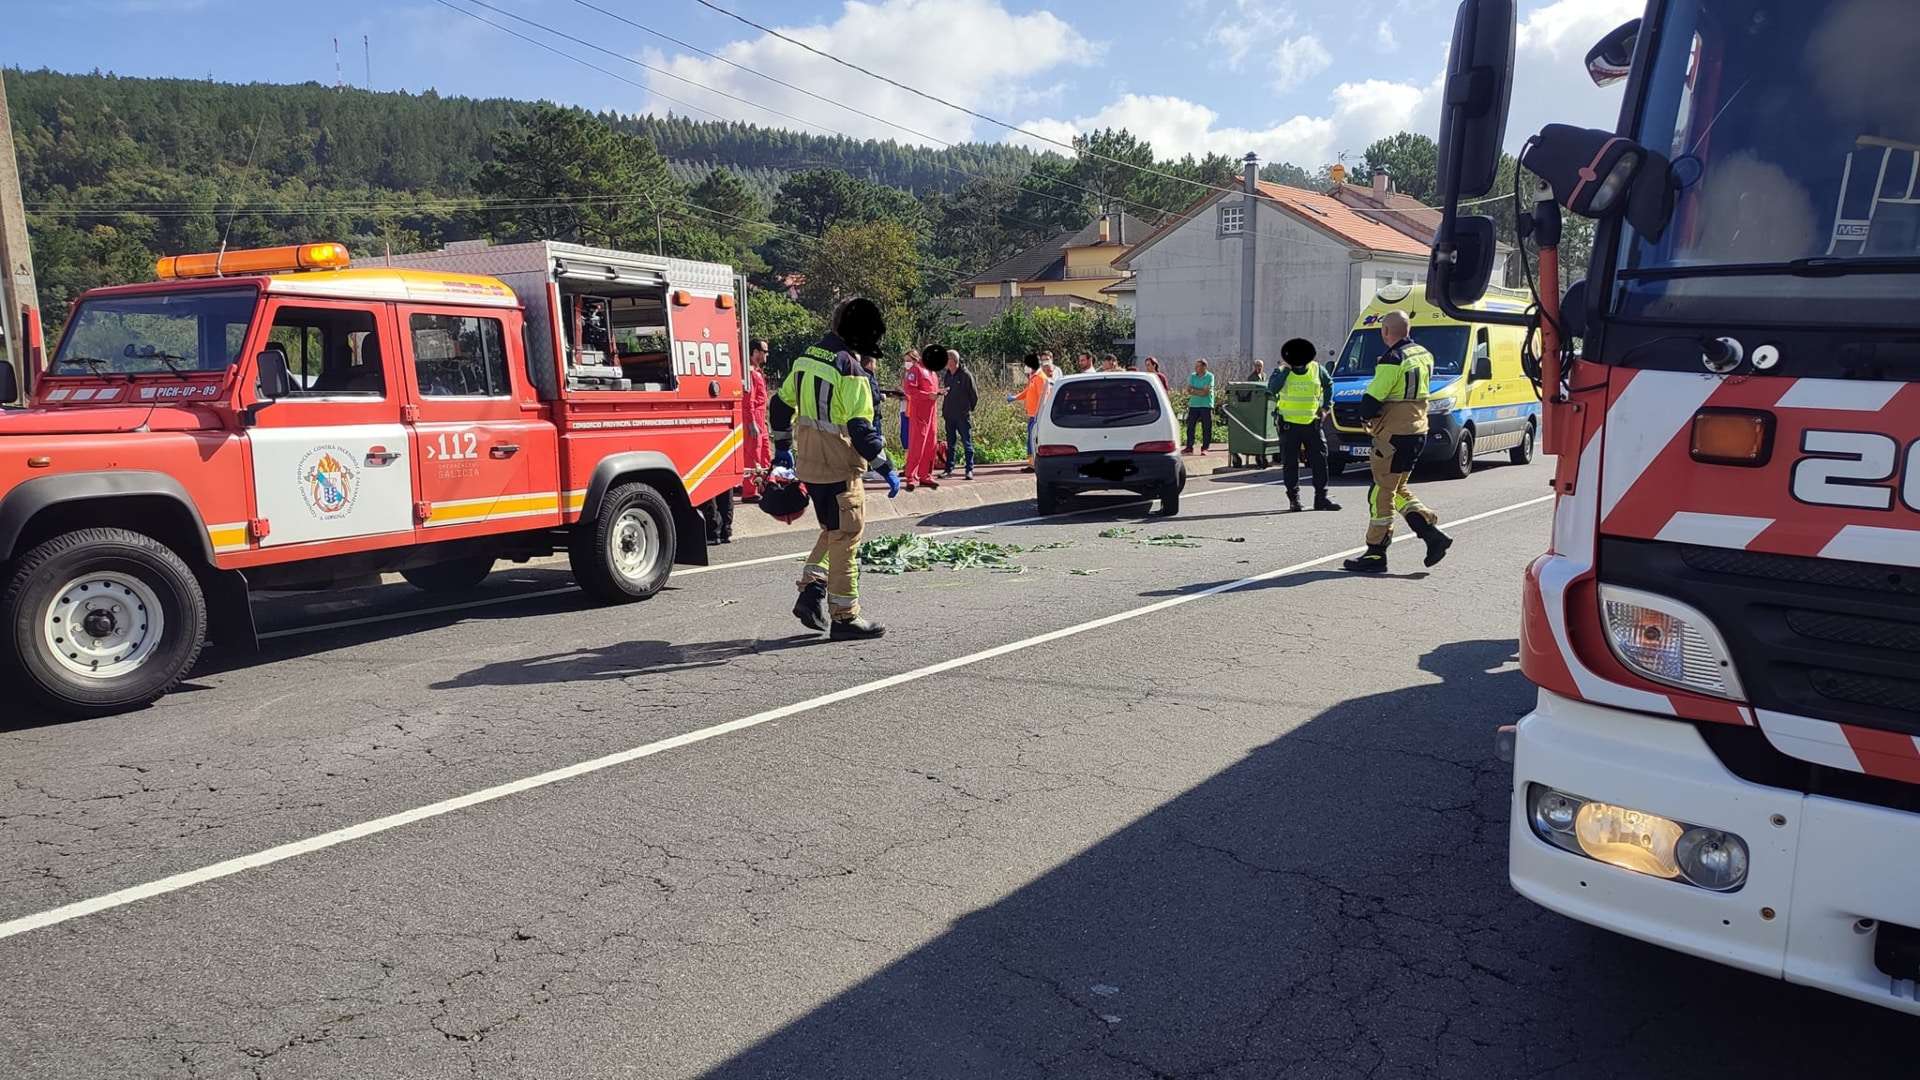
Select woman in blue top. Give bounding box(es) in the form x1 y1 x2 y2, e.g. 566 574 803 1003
1183 359 1216 453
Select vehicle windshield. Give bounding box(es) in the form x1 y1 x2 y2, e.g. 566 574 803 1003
1050 377 1161 428
1331 326 1469 381
52 289 257 376
1617 0 1920 327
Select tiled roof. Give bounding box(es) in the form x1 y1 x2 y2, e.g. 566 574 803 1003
961 212 1151 287
1330 182 1443 245
1252 181 1431 257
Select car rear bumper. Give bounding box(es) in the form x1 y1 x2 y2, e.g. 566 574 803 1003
1036 451 1183 493
1511 689 1920 1015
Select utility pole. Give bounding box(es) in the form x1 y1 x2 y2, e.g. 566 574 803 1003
1239 152 1259 370
0 71 41 399
363 35 371 91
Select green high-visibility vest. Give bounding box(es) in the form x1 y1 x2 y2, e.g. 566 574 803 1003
1275 362 1322 424
781 344 876 432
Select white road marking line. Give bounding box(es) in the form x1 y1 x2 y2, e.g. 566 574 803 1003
0 492 1552 942
260 478 1289 641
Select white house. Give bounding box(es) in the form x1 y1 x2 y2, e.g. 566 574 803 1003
1115 176 1432 379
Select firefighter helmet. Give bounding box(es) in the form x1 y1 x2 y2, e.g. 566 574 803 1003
758 477 810 524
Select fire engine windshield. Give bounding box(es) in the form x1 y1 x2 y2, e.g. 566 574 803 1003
52 289 257 377
1615 0 1920 329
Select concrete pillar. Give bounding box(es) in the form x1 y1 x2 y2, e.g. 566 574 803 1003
1239 153 1259 369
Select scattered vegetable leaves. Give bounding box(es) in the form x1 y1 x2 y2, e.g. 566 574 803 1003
857 533 1023 574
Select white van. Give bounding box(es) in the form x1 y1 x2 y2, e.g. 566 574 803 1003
1032 372 1185 516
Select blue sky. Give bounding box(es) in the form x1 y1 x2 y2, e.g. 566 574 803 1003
3 0 1634 167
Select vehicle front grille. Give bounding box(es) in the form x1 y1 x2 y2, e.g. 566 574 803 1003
1602 538 1920 738
1332 403 1366 430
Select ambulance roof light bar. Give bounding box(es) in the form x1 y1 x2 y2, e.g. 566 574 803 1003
156 242 351 281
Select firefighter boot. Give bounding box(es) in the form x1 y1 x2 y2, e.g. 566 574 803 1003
1406 513 1453 567
1343 543 1389 574
793 582 829 631
829 616 887 641
1313 491 1342 512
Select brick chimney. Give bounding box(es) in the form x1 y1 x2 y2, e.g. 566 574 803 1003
1001 278 1017 298
1372 169 1391 197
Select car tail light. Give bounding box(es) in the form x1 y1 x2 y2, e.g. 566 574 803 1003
1037 444 1078 457
1132 441 1176 453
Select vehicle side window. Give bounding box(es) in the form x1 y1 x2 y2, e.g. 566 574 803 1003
266 306 384 398
411 313 510 398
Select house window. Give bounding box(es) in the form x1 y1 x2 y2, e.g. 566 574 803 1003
1020 285 1046 297
1219 204 1246 235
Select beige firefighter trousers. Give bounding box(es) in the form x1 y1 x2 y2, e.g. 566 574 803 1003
799 480 867 619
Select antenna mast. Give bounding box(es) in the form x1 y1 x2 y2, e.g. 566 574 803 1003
333 37 342 89
363 35 371 90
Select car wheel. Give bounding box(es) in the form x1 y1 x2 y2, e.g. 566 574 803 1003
1036 485 1060 516
4 527 207 717
1159 483 1181 516
1510 421 1537 465
571 482 675 603
400 555 495 594
1443 429 1475 479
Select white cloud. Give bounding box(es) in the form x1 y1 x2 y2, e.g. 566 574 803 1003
1020 0 1642 173
1376 20 1399 53
1270 34 1333 92
640 0 1096 145
1204 0 1297 70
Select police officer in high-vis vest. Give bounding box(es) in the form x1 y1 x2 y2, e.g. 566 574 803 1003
1267 337 1341 513
768 298 901 639
1343 311 1452 574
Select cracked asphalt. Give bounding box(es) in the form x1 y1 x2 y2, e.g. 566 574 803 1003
2 459 1915 1079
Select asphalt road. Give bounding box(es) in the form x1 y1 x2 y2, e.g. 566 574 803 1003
2 458 1915 1079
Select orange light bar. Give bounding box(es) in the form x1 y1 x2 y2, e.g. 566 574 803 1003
716 293 736 309
671 290 694 306
1690 408 1773 467
156 242 351 280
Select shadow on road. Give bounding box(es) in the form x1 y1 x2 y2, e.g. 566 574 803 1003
700 638 1916 1080
430 634 824 690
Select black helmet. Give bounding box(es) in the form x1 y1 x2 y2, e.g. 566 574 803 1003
758 477 810 524
1281 338 1316 368
830 297 886 357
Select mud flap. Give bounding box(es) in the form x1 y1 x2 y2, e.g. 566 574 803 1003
204 569 258 653
673 503 710 566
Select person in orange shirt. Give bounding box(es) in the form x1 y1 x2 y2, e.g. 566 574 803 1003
1009 353 1049 472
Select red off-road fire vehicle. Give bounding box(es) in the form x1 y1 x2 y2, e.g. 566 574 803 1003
0 239 746 716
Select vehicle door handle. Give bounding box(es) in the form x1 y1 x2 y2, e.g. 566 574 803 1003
490 443 521 459
365 449 403 467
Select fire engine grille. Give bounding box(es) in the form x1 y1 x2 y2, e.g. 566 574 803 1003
1601 538 1920 738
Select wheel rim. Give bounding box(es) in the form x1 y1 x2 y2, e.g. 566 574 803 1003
1524 427 1536 456
42 571 166 681
1459 437 1473 471
610 507 661 582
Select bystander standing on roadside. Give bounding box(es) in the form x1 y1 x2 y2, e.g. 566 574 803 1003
941 348 978 480
1249 359 1265 382
1183 358 1216 454
1144 356 1170 394
901 346 944 490
1099 354 1121 372
1010 353 1048 472
1074 352 1094 373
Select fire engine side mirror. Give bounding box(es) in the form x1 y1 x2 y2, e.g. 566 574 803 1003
0 360 18 406
1470 348 1494 382
255 348 293 401
1586 19 1639 87
1430 214 1500 308
1436 0 1515 201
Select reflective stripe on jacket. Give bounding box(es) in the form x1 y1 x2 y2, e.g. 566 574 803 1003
1365 341 1434 403
777 344 879 482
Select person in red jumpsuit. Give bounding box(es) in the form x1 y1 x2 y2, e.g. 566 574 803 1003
901 345 948 490
740 338 773 501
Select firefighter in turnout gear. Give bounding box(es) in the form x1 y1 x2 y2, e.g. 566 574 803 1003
1343 311 1452 574
768 298 901 639
1269 337 1341 513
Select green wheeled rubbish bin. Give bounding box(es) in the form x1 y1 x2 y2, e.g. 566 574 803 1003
1222 381 1278 468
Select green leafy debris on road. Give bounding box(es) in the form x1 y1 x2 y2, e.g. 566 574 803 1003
858 534 1023 574
1097 527 1139 539
1143 535 1201 548
1068 567 1110 576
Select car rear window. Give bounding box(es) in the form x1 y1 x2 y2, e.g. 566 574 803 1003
1049 378 1162 428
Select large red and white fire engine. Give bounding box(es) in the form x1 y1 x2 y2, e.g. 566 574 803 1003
0 239 745 716
1429 0 1920 1013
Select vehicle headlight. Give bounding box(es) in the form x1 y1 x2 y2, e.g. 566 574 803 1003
1598 585 1743 699
1426 395 1456 414
1526 785 1749 892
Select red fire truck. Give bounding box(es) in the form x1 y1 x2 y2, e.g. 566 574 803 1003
0 239 746 716
1429 0 1920 1013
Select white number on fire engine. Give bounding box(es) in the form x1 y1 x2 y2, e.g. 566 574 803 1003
428 431 480 462
1791 430 1898 510
674 341 733 378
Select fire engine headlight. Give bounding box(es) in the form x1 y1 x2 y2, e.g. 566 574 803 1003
1525 785 1749 892
1598 585 1744 700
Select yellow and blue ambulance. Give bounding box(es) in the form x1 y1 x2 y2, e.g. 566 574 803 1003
1327 282 1538 478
